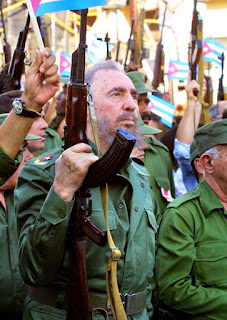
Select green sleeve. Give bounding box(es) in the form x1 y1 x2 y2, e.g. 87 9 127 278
156 207 227 316
0 146 22 185
15 163 74 286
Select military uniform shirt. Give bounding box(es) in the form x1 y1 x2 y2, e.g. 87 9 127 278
0 146 22 185
15 146 157 320
144 137 175 224
156 179 227 320
0 147 26 319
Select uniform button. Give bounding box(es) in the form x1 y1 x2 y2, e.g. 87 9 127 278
118 203 124 209
58 209 66 218
193 190 198 194
140 183 144 188
134 206 138 212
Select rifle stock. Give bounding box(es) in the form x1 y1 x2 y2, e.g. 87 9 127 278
65 9 136 320
4 14 30 92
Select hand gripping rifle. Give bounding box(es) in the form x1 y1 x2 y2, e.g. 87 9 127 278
64 10 136 320
3 13 30 92
0 0 11 64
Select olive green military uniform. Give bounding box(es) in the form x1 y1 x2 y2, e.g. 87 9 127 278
0 146 22 185
0 147 26 319
156 179 227 320
15 146 157 320
143 137 175 225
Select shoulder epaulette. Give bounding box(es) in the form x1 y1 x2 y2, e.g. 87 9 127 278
167 188 200 209
31 146 63 169
145 137 169 152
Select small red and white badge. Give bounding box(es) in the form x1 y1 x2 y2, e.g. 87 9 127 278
161 188 174 202
41 155 53 161
34 155 54 165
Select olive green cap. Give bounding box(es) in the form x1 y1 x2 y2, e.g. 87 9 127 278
0 113 41 141
127 71 157 94
138 114 162 135
194 119 227 155
190 139 199 163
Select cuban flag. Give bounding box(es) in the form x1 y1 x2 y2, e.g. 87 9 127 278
148 93 175 128
54 52 71 78
168 60 189 81
203 38 226 66
26 0 107 17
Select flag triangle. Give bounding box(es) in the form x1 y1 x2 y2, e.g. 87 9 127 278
31 0 42 14
168 61 179 78
60 54 71 74
203 41 212 57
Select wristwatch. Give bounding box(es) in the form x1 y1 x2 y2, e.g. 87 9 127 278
12 98 42 118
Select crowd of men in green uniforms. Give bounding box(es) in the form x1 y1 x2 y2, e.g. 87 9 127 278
0 45 227 320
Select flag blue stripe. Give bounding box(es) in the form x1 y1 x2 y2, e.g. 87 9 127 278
35 0 106 16
204 38 226 51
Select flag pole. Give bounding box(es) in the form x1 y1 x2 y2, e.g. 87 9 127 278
26 0 45 52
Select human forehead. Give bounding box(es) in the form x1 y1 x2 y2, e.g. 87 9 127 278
92 69 136 92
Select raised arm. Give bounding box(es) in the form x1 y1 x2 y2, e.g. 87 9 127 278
0 47 60 159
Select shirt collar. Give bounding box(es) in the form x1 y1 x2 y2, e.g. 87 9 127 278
199 179 224 218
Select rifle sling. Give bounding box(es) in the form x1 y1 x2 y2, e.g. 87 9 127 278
27 286 147 316
100 184 127 320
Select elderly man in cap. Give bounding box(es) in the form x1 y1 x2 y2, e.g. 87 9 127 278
127 71 175 223
156 119 227 319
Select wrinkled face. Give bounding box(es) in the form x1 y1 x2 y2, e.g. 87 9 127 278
91 69 139 130
27 117 48 154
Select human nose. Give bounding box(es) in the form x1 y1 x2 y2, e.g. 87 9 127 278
40 117 48 129
122 93 138 112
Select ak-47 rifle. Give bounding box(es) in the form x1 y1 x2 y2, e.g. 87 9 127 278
151 1 167 90
64 9 136 320
217 52 224 101
124 18 135 71
3 13 30 92
189 0 210 124
189 0 202 97
0 0 11 64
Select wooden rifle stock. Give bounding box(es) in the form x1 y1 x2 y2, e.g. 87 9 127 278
4 14 30 92
65 9 136 320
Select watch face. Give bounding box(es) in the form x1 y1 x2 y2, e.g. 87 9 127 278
13 100 23 114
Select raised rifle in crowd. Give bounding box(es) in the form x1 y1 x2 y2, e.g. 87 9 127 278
123 18 135 72
217 52 225 101
64 9 136 320
151 1 167 90
0 0 11 64
3 13 30 92
97 32 111 60
189 0 202 97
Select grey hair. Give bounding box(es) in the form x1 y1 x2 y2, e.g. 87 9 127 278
85 60 123 85
204 146 219 159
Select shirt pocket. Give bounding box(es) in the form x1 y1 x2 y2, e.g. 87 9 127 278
194 241 227 286
90 209 116 232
